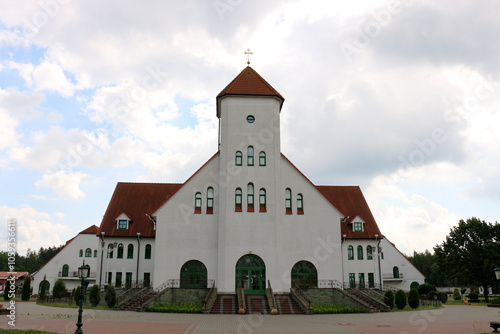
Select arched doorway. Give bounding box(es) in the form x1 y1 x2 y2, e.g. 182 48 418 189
291 261 318 289
235 254 266 294
180 260 207 288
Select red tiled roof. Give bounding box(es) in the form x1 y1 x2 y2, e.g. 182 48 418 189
80 225 99 234
316 186 383 239
217 67 284 117
99 182 183 238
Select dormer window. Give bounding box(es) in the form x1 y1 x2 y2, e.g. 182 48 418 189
118 219 128 229
353 222 363 232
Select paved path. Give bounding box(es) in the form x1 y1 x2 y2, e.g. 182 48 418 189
1 302 499 333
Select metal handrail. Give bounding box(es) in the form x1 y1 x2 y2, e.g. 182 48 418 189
291 281 312 308
266 280 278 312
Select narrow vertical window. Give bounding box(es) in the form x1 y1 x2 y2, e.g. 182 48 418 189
259 188 266 212
247 183 254 212
107 244 114 259
297 193 304 214
117 243 124 259
145 244 152 259
62 264 69 277
235 151 242 166
357 245 363 260
247 146 254 166
194 192 202 214
347 245 354 260
207 187 214 214
259 151 266 166
367 245 373 260
127 244 134 259
79 249 83 257
94 250 97 257
285 188 292 214
235 188 242 212
85 248 92 257
393 266 400 278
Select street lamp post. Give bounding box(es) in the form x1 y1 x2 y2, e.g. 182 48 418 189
75 261 90 334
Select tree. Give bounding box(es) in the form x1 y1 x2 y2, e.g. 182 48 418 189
22 277 31 301
89 285 100 307
104 285 117 308
434 217 500 302
407 250 456 286
52 279 67 298
384 290 395 309
408 289 420 309
3 276 13 301
395 289 407 310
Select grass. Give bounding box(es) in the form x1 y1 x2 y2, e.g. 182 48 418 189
312 303 365 314
0 330 59 334
145 302 203 313
37 302 113 310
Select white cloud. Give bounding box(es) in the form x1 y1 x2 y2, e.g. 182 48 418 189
35 170 89 200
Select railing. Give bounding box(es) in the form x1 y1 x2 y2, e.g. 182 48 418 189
154 279 180 292
203 284 218 314
115 287 151 310
383 273 404 279
266 280 278 313
291 280 312 312
237 286 246 312
207 279 215 288
318 280 343 289
58 271 97 279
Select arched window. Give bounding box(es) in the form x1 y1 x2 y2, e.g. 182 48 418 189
259 151 266 166
207 187 214 214
393 266 400 278
367 245 373 260
247 183 254 212
247 146 254 166
127 244 134 259
117 243 124 259
357 245 363 260
259 188 266 212
145 244 152 259
94 250 97 257
85 248 92 257
291 261 318 289
180 260 207 289
235 188 242 211
297 194 304 214
285 188 292 214
235 151 243 166
347 245 354 260
108 244 114 259
62 264 69 277
194 192 202 214
79 249 83 257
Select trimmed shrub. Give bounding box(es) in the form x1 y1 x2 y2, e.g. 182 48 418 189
3 277 13 301
73 285 83 306
21 277 31 301
408 289 420 309
468 291 479 300
52 279 67 299
427 290 438 300
417 283 437 296
438 292 448 303
453 288 462 300
384 290 395 309
89 285 100 307
104 285 117 308
395 289 407 310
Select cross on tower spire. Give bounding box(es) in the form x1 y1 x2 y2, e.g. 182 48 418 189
244 48 253 66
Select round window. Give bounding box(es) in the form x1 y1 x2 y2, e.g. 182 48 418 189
246 115 255 123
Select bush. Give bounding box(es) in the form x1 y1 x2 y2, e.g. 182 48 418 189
408 289 420 309
468 291 479 300
104 285 117 308
395 290 407 310
52 279 67 299
438 292 448 303
427 290 438 300
3 277 13 301
417 283 437 296
89 285 100 307
453 288 462 300
73 286 83 306
384 290 395 309
145 302 205 314
22 277 31 301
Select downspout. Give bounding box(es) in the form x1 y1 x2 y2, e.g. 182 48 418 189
99 232 105 288
376 235 382 290
136 233 141 286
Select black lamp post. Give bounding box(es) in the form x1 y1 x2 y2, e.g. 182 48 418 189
75 261 90 334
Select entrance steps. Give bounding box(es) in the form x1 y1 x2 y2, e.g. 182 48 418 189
275 294 304 314
245 294 269 314
210 294 237 314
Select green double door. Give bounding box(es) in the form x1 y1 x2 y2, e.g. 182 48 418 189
236 254 266 294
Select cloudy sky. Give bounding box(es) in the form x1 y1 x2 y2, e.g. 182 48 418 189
1 0 499 257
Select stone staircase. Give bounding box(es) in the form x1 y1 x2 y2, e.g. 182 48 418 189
345 289 390 312
275 294 304 314
121 291 157 311
245 294 269 314
210 294 237 314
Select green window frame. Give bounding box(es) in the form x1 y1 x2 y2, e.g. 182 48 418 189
145 244 152 259
353 222 363 231
259 151 266 166
285 188 292 214
349 273 355 288
117 243 124 259
62 264 69 277
94 250 97 257
118 219 128 229
368 273 375 288
79 249 83 257
247 146 254 166
359 273 365 288
297 193 304 214
357 245 363 260
127 244 134 259
291 260 318 289
85 248 92 257
180 260 208 289
393 266 400 278
347 245 354 260
259 188 266 212
194 192 202 213
247 183 254 211
367 245 373 260
116 272 122 288
235 151 242 166
207 187 214 213
235 188 242 211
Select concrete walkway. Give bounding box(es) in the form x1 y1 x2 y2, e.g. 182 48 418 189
1 302 499 334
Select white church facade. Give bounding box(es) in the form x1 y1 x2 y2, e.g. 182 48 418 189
33 66 424 307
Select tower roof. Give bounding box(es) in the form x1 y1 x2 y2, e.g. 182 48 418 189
216 67 284 117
